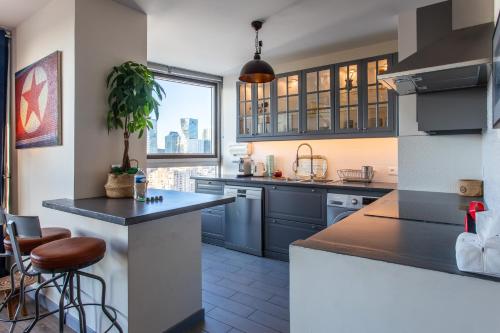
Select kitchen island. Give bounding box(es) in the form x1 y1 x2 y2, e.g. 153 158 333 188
43 189 234 333
290 190 500 333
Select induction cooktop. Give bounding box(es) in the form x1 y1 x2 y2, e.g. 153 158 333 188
364 190 474 226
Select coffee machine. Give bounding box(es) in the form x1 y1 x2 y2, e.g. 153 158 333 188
238 157 253 177
228 143 254 177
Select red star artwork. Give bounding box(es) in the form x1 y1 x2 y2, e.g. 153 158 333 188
21 73 46 127
15 51 62 149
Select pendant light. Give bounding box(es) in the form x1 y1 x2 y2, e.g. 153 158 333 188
239 20 275 83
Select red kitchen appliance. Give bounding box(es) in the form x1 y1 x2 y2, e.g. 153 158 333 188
464 201 486 233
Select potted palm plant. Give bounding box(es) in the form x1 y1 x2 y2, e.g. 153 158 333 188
104 61 165 198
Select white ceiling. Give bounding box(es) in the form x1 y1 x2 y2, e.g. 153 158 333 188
0 0 51 29
2 0 443 75
120 0 443 76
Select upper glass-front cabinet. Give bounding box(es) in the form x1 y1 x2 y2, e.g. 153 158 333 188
236 53 397 141
336 61 361 132
237 81 274 137
303 67 333 134
276 72 301 135
364 55 395 133
237 82 254 137
256 82 273 136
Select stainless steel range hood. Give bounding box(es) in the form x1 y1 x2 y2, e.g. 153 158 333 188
378 22 493 95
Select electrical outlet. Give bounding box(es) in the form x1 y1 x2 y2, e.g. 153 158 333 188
388 166 398 176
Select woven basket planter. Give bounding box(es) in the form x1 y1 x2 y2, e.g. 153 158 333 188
104 173 134 198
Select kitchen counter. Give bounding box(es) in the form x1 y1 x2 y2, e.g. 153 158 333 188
42 188 235 332
290 190 500 333
293 190 497 282
192 175 397 192
43 188 234 225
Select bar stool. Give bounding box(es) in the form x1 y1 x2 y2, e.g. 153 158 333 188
6 216 123 333
0 211 71 331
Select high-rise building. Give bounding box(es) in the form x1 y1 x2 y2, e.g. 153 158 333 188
201 128 211 154
165 131 180 153
202 128 210 140
180 118 198 153
181 118 198 140
147 118 158 153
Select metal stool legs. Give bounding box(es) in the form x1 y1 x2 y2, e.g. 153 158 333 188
75 274 87 333
78 271 123 333
0 262 17 314
24 273 65 333
24 271 122 333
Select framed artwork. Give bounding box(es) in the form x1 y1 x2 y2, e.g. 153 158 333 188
15 51 62 148
493 12 500 128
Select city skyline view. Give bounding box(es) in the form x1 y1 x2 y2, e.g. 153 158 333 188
148 78 214 153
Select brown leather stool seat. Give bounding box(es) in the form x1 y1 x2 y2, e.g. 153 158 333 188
4 227 71 255
30 237 106 273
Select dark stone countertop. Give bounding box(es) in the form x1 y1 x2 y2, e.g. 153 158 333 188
42 189 235 226
293 190 499 282
192 175 396 193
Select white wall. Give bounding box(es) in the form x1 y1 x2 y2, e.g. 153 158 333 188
222 41 399 182
482 0 500 210
13 1 147 330
397 0 491 193
74 0 147 199
14 0 76 215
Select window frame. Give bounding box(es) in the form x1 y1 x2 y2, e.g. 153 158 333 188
146 70 221 167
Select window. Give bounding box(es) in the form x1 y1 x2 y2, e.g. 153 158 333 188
147 74 219 157
146 66 221 192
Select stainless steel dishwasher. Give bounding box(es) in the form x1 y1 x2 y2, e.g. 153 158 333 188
223 185 263 256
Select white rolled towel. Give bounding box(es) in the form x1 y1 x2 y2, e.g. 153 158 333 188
476 210 500 244
456 210 500 276
456 232 483 274
483 235 500 277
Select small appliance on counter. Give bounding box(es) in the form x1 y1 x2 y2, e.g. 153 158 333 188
228 143 254 177
238 157 254 177
253 162 267 177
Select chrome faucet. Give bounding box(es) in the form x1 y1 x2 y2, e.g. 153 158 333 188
295 143 315 180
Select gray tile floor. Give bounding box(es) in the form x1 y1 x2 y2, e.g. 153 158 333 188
189 243 290 333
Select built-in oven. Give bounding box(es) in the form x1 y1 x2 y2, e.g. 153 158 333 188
327 193 379 226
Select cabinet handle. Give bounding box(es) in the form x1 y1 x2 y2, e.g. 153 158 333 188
272 186 277 190
311 189 316 192
208 181 212 184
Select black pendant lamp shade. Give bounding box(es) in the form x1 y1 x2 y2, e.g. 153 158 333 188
239 20 275 83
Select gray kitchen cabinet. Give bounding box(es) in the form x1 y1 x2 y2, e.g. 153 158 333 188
265 185 326 226
265 218 324 260
236 81 275 139
302 66 334 135
274 71 303 136
237 53 398 142
236 82 255 139
362 54 397 134
195 180 226 246
335 59 363 133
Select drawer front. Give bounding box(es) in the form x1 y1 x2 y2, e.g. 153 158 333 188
195 180 225 195
202 209 225 240
266 185 326 225
265 218 324 255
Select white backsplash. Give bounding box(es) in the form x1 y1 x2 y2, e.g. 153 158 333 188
222 138 398 183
